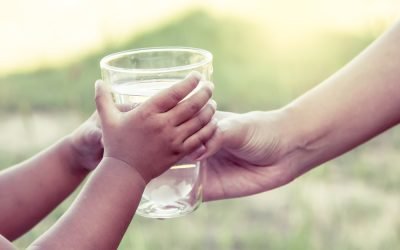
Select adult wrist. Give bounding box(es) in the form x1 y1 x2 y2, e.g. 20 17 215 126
278 104 334 174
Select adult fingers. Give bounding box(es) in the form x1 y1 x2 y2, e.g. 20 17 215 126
194 112 240 160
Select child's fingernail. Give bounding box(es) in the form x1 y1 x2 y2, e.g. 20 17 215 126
209 81 215 91
210 100 217 109
187 71 202 81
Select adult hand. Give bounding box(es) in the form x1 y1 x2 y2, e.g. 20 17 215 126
202 110 307 201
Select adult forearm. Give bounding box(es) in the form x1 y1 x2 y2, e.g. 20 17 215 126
0 137 88 240
28 158 145 250
282 20 400 173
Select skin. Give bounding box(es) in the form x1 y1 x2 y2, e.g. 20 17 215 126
0 114 103 241
2 17 399 249
201 20 400 201
0 72 217 249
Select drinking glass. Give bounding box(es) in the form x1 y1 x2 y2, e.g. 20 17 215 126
100 47 213 218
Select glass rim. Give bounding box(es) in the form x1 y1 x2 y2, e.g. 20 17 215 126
100 47 213 74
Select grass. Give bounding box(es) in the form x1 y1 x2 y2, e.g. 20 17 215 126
1 9 399 250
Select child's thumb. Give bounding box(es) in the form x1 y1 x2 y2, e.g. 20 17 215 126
95 80 118 125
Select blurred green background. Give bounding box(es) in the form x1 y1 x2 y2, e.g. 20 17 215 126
1 0 399 249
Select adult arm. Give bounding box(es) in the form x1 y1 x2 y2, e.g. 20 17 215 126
283 20 400 173
202 20 400 201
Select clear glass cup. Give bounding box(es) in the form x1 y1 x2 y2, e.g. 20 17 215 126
100 47 213 219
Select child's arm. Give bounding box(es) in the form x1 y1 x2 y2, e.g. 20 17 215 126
27 158 145 250
0 114 103 240
27 73 216 249
0 234 14 250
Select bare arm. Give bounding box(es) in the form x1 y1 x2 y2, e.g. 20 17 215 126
0 137 89 240
284 20 400 174
0 114 102 240
27 158 145 250
25 74 216 249
202 20 400 201
0 235 15 250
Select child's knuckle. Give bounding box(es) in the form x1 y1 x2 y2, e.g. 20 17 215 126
169 137 183 153
199 114 209 126
149 120 164 134
170 89 182 103
138 109 152 121
189 102 202 113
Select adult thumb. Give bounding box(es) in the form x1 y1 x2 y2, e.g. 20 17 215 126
197 114 247 160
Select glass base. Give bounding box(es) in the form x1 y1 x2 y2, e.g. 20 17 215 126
136 200 201 219
136 159 202 219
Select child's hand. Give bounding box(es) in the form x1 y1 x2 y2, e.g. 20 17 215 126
95 73 217 183
68 113 103 171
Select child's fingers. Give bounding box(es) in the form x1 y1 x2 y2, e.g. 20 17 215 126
116 103 135 112
195 127 223 160
142 72 202 113
95 80 118 125
182 118 218 154
178 100 216 140
186 144 207 161
169 81 214 125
